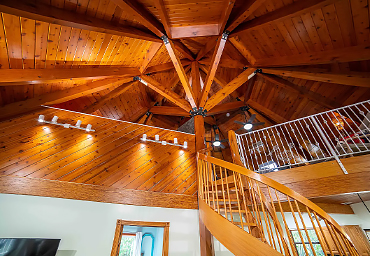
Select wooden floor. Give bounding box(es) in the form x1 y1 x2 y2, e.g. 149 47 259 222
0 107 197 196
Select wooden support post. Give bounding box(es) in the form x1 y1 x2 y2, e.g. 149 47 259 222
194 114 214 256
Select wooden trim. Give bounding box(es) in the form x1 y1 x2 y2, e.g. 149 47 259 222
254 44 370 67
111 220 170 256
262 68 370 88
199 199 282 255
111 0 165 37
274 202 354 214
0 77 131 120
258 73 341 108
0 67 139 84
171 24 220 39
228 130 245 166
206 101 244 115
0 175 198 209
204 68 256 111
150 106 190 116
0 0 161 43
140 75 192 112
231 0 336 36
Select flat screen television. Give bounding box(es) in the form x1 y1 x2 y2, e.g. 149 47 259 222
0 238 60 256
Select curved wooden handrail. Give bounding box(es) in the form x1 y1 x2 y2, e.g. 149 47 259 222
198 152 347 236
199 199 283 256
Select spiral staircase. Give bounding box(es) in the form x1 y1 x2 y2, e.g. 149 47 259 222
197 132 360 256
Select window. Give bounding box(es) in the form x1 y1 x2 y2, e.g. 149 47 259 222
258 160 279 173
111 220 170 256
290 229 325 256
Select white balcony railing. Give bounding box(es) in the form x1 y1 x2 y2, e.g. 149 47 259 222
236 100 370 174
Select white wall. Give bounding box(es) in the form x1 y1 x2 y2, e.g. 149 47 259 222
0 194 201 256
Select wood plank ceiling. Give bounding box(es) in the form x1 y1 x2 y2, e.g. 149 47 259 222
0 0 369 135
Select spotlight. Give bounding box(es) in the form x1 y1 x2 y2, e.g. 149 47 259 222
51 116 58 124
244 123 253 130
226 113 230 117
38 115 45 123
142 134 147 141
183 141 188 148
86 124 92 132
174 138 178 144
162 141 167 145
155 135 159 141
75 120 82 128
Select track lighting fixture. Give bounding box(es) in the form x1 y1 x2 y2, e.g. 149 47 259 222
38 115 95 132
141 134 188 149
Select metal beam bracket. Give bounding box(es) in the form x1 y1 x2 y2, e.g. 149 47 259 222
255 68 262 73
190 107 207 117
133 76 141 81
161 35 169 44
222 31 230 40
240 106 250 112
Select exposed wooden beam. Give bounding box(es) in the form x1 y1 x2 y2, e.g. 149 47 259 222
140 43 163 74
204 116 217 125
199 64 240 99
229 36 256 65
191 62 202 104
164 38 197 108
137 113 149 124
111 0 165 37
231 0 335 37
258 73 341 109
155 66 192 103
224 42 250 67
140 75 192 112
219 0 236 33
150 106 190 116
226 0 267 32
0 0 161 42
172 40 195 60
199 34 229 108
243 71 257 103
248 108 274 127
0 77 130 120
262 68 370 88
153 0 172 38
0 67 140 84
145 59 192 74
171 24 219 39
207 101 244 115
144 113 153 125
82 81 137 114
246 99 288 123
196 38 218 61
199 57 245 69
205 68 256 111
255 44 370 67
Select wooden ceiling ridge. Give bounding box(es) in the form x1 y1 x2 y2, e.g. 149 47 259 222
0 0 162 42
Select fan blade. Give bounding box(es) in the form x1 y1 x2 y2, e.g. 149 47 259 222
235 127 244 132
248 114 256 123
220 143 226 149
234 120 246 125
254 122 265 126
215 134 220 141
220 139 229 142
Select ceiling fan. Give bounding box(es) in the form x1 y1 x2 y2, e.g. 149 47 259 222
205 126 228 149
234 113 265 132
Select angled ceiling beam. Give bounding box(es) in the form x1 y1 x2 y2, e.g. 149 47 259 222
248 108 274 127
150 106 190 116
196 38 218 61
140 43 163 74
199 33 229 108
205 68 256 111
155 65 192 103
199 64 240 99
262 68 370 88
0 0 161 42
144 113 154 125
246 99 288 123
226 0 267 32
199 57 245 69
82 81 138 114
207 101 244 115
258 73 342 109
153 0 172 38
231 0 335 37
137 113 149 124
0 77 130 120
191 61 202 104
0 67 139 84
255 44 370 67
219 0 236 33
144 59 192 74
139 75 192 112
111 0 165 37
163 37 197 109
229 36 256 65
172 40 195 60
224 42 250 67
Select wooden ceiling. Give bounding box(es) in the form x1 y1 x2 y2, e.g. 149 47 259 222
0 0 370 134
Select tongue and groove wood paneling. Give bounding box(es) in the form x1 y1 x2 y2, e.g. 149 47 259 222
0 107 197 196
